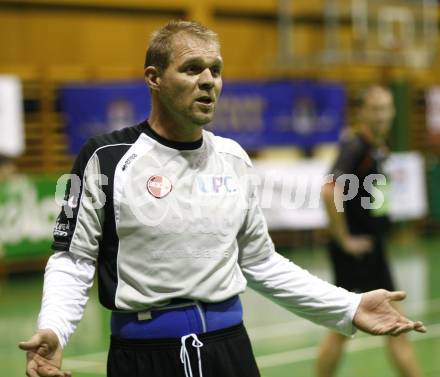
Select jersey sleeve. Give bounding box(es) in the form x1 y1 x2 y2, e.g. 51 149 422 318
236 166 276 267
237 166 361 336
37 252 96 348
52 139 106 260
330 134 367 180
241 252 361 336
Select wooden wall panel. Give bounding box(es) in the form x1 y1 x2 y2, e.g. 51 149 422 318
0 10 172 69
213 20 278 78
0 0 439 174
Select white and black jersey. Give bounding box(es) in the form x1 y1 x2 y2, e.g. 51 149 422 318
40 120 361 347
53 120 271 310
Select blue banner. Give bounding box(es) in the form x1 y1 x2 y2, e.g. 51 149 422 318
209 80 346 149
60 81 150 153
60 80 345 153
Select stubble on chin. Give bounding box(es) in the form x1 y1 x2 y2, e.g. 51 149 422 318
193 116 213 127
191 106 216 126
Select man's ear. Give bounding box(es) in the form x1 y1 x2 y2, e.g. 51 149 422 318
144 66 161 91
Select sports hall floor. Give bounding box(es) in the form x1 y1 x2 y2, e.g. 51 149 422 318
2 236 440 377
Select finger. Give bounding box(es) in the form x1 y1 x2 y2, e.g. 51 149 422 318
36 362 61 377
19 334 43 351
32 353 71 377
377 324 399 336
38 365 66 377
414 322 427 333
387 291 407 302
26 363 40 377
27 351 47 366
33 353 60 369
33 353 64 373
390 317 429 336
27 369 39 377
385 317 415 335
390 329 408 337
33 352 50 366
41 365 72 377
390 323 414 336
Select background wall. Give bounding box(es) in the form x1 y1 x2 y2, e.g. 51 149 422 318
1 0 439 174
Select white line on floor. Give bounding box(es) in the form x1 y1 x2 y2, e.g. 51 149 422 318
63 358 105 371
257 323 440 369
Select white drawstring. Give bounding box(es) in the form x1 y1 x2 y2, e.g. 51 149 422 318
180 333 204 377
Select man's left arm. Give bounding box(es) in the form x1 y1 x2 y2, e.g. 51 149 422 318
237 181 426 336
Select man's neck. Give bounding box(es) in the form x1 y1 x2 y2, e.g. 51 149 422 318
148 108 202 143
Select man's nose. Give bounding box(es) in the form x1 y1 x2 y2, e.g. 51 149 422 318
198 68 215 90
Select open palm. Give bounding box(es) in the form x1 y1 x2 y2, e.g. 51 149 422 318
353 289 426 336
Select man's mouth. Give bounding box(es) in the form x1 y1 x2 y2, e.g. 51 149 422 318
196 96 214 105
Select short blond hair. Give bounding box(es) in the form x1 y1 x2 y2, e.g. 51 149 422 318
144 20 219 72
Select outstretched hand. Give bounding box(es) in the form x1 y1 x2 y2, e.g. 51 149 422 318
353 289 427 336
18 329 71 377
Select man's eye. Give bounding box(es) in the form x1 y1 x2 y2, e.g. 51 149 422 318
186 66 200 74
211 67 221 77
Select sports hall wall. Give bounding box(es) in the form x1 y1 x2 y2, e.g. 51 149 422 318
1 0 439 175
1 0 439 173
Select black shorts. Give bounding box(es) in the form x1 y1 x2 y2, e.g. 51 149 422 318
328 238 395 293
107 322 260 377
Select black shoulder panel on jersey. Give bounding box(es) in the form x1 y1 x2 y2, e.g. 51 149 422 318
51 123 144 254
93 125 146 309
95 141 135 310
51 138 100 253
89 122 145 148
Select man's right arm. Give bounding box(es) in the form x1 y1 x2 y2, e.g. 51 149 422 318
19 138 104 376
19 252 95 377
38 252 96 348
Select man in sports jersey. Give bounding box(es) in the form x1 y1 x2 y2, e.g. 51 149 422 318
19 22 425 377
316 85 422 377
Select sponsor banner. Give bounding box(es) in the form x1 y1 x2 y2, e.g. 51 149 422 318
60 81 151 154
0 176 59 259
384 152 428 221
252 159 330 230
60 80 345 153
210 80 345 149
0 75 24 157
253 152 428 229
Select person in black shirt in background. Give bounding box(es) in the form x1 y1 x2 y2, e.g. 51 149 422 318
316 85 422 377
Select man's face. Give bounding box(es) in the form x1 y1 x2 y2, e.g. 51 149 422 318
359 89 395 141
157 33 223 128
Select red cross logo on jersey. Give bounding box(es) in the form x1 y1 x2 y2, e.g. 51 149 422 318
146 175 172 199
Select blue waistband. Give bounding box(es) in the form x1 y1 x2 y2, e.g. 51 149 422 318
111 295 243 339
